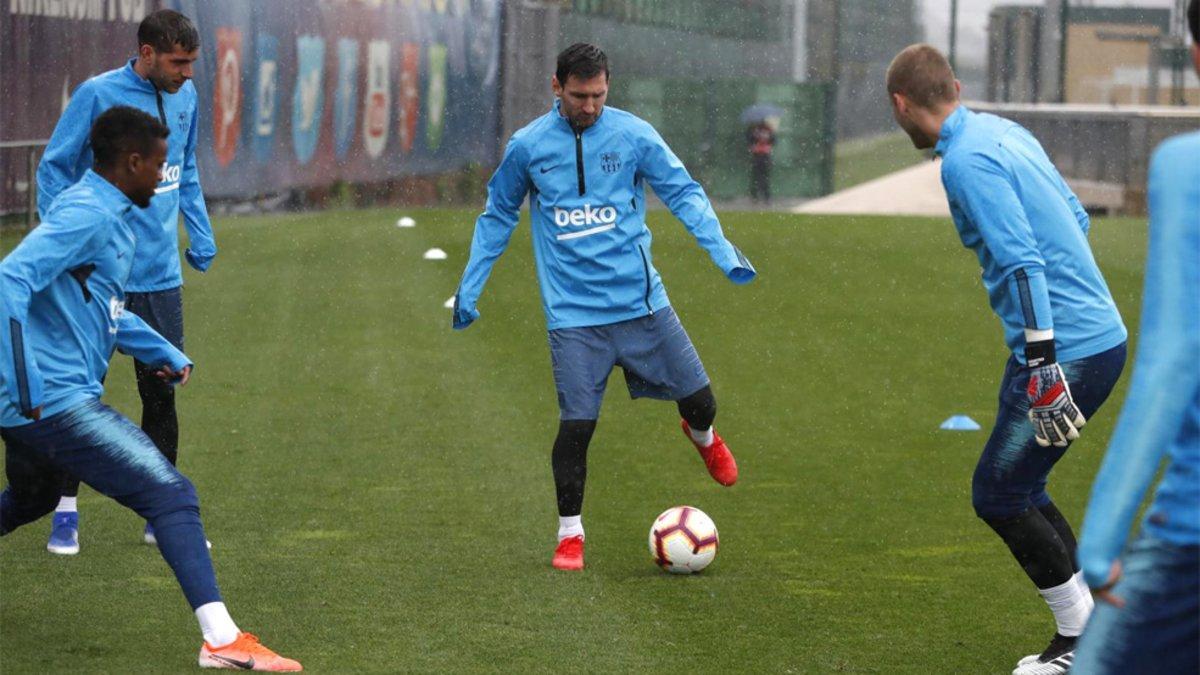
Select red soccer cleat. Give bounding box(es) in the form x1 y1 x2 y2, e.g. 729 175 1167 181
681 419 738 486
552 535 585 571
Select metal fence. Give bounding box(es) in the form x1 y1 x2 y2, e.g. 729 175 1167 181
971 101 1200 213
0 140 47 227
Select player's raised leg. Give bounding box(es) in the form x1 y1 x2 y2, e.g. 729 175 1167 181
677 385 737 486
2 400 301 671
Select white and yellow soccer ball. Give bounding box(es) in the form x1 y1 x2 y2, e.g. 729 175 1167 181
648 506 719 574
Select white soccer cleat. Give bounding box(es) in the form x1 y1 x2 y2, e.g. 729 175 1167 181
1012 633 1076 675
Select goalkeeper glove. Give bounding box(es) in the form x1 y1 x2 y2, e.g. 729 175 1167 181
1025 337 1086 448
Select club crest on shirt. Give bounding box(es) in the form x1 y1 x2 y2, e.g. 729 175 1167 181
600 151 621 174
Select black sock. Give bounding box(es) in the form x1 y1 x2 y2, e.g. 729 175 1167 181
552 420 596 517
677 385 716 431
984 507 1075 589
1038 501 1080 574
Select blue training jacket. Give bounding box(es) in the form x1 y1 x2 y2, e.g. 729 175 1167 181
37 58 216 292
0 170 192 428
1077 131 1200 586
454 101 755 331
937 106 1126 364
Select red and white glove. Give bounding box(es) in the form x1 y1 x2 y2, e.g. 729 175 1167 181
1025 337 1086 448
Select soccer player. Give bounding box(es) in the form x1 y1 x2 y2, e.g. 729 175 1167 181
36 9 217 554
452 43 755 571
885 45 1128 674
1 107 299 671
1072 3 1200 671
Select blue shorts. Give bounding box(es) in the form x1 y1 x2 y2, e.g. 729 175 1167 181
1073 536 1199 674
547 307 710 420
125 287 184 353
972 342 1126 520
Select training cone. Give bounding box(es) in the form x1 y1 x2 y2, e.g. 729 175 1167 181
939 415 981 431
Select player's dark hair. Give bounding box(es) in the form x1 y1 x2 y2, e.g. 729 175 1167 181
555 43 609 84
137 9 200 53
1189 0 1198 45
886 43 958 108
91 106 169 170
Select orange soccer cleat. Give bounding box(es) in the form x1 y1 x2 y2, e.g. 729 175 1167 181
681 419 738 486
199 632 302 671
552 535 585 571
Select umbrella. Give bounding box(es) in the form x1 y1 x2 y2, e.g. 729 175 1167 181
740 103 784 125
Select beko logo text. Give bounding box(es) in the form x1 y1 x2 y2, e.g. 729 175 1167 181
553 204 617 228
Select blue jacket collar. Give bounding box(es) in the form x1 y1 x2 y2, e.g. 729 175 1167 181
82 169 135 216
122 58 158 93
935 104 969 156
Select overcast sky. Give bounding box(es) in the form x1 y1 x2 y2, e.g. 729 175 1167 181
919 0 1181 68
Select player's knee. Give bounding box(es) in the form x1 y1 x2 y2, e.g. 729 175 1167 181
556 419 597 448
971 482 1025 520
678 385 716 429
143 474 200 519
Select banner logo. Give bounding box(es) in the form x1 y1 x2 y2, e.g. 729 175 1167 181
363 40 390 159
425 43 446 151
334 38 359 161
397 43 419 154
251 33 279 164
292 35 326 165
213 28 243 168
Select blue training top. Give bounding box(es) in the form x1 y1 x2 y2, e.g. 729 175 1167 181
37 58 216 292
454 101 755 331
937 106 1126 364
1077 131 1200 586
0 171 192 428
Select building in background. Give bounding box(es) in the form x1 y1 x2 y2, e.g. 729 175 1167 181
988 2 1199 105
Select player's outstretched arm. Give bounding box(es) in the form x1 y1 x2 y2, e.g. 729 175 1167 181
635 124 755 284
453 138 530 329
36 82 98 218
0 205 105 416
114 309 194 384
1077 138 1200 589
179 99 217 272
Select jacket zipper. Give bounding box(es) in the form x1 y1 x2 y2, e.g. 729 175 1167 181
574 129 586 196
153 85 167 125
637 244 653 315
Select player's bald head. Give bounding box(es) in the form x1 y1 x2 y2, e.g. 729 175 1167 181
886 44 958 109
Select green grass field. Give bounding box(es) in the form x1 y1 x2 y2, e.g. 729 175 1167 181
0 209 1146 673
834 132 929 191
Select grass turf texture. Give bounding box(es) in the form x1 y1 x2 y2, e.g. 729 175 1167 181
0 209 1146 672
834 132 929 192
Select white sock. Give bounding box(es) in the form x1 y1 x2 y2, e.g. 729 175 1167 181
195 602 240 648
1074 570 1095 615
558 515 583 541
1038 575 1091 637
55 496 77 513
688 425 714 448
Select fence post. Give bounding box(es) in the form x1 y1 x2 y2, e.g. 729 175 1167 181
27 146 38 230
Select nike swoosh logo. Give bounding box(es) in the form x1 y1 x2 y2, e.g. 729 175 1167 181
209 653 255 669
539 165 554 174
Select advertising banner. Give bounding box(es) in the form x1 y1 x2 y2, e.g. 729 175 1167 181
2 0 503 207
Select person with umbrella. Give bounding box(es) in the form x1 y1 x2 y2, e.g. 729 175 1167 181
741 104 781 204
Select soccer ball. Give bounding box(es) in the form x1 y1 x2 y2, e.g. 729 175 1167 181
648 506 719 574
